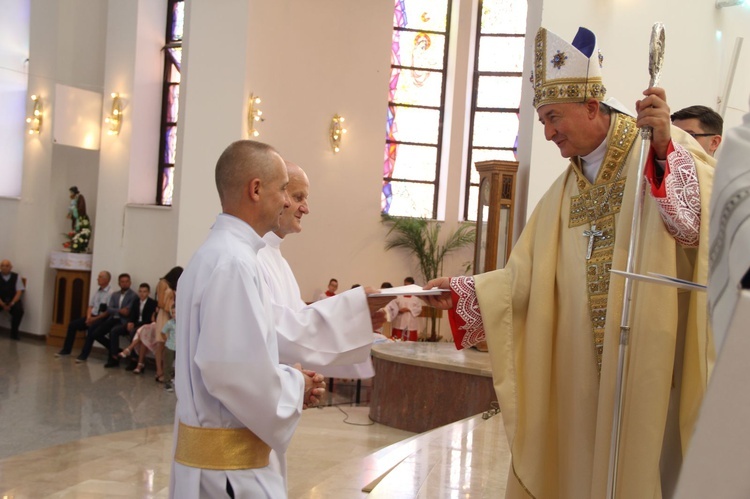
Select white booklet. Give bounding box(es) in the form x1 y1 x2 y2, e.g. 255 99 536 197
367 284 448 297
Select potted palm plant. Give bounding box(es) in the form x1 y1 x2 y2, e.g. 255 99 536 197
382 215 475 341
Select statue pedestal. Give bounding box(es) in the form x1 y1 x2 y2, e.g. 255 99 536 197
47 252 92 348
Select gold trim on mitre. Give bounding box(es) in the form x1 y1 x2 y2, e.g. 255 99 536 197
531 27 607 109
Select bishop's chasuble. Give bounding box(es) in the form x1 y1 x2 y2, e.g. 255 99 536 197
452 112 715 498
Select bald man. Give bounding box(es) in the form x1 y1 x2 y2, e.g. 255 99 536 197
258 162 388 380
171 141 325 499
0 259 25 340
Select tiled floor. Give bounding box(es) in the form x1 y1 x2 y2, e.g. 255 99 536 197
0 335 414 498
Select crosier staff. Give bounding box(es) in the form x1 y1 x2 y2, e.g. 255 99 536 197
606 22 666 499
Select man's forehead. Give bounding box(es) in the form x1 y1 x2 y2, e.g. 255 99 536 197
288 174 310 192
537 102 574 119
673 118 705 132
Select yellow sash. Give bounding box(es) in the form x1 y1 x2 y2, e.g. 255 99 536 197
174 421 271 470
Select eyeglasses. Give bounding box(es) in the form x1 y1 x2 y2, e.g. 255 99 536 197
686 132 716 138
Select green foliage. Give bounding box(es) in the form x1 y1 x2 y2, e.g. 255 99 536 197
382 215 475 283
382 215 475 341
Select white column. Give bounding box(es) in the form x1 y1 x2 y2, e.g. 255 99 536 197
91 0 174 286
173 0 253 264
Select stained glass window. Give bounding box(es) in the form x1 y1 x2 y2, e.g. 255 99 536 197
157 0 184 206
464 0 527 221
382 0 452 219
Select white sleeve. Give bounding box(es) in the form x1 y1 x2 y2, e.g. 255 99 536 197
273 286 373 371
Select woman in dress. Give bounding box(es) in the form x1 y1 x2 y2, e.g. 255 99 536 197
120 266 183 381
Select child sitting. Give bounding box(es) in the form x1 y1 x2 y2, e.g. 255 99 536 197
162 305 176 392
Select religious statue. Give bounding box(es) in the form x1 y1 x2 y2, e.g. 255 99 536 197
67 186 87 231
63 186 92 253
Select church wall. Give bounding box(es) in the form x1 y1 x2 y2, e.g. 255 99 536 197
1 0 108 336
90 0 176 294
715 5 750 129
166 0 458 303
0 0 29 199
230 0 474 304
171 0 253 266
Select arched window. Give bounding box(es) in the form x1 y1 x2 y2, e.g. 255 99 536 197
382 0 527 220
156 0 184 206
465 0 526 221
382 0 452 219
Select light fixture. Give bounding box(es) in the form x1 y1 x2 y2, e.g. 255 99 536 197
248 93 263 137
104 92 123 135
26 94 43 134
716 0 745 8
329 114 347 153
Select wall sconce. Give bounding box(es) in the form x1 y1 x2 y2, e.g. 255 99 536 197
329 114 347 153
716 0 745 7
248 93 263 137
26 94 43 134
104 92 123 135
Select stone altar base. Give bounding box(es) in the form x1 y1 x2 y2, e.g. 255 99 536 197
369 342 497 433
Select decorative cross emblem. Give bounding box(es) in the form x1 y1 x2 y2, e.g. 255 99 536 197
583 224 604 260
551 50 568 69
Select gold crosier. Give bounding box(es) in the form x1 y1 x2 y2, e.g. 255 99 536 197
568 112 638 375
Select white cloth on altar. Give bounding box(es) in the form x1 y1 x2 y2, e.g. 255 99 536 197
708 96 750 351
170 214 305 499
258 232 374 378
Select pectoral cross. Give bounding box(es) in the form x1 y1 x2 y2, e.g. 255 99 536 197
583 224 603 260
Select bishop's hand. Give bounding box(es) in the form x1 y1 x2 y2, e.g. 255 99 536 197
635 86 671 160
420 277 454 310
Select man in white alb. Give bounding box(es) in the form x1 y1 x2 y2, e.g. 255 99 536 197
390 276 424 342
258 161 389 379
170 141 325 499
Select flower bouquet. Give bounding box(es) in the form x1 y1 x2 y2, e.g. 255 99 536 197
63 215 92 253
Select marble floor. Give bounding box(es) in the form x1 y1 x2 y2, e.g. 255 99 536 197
0 335 415 498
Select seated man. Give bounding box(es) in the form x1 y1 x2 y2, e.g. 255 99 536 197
77 273 137 364
108 282 157 369
0 260 25 340
55 270 112 357
671 105 723 157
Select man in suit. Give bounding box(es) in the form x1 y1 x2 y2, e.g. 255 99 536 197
55 270 112 357
107 282 157 369
77 273 137 364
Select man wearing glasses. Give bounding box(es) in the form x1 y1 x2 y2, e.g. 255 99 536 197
671 105 724 157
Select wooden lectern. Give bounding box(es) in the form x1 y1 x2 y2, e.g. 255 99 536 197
47 252 92 348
